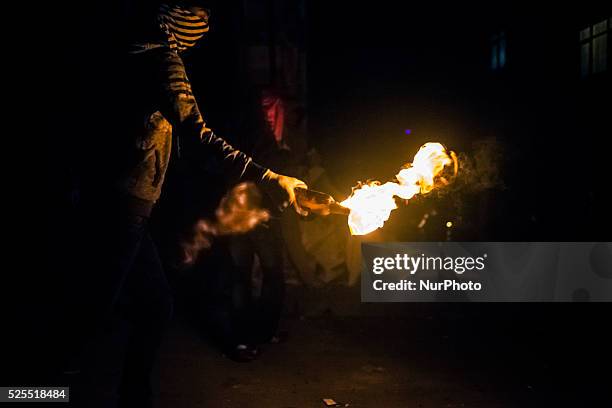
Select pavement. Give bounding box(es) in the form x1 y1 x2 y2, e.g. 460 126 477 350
156 287 611 408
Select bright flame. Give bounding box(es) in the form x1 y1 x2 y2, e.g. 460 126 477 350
340 142 456 235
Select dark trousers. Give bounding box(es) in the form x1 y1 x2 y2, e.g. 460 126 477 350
201 222 284 350
65 209 172 408
226 222 285 346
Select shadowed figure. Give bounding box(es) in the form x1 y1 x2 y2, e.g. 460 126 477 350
61 2 307 407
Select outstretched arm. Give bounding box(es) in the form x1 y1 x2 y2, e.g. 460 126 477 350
156 49 307 214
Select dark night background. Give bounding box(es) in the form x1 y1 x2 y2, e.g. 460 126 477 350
14 0 612 406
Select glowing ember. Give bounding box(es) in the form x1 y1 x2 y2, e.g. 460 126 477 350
340 142 457 235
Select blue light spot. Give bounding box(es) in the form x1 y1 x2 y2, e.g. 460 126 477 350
405 129 412 135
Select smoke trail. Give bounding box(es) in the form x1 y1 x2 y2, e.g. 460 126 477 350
181 182 271 266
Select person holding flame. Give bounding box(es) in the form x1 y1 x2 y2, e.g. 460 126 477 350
64 1 307 406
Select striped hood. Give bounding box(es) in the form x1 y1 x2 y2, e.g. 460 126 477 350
158 3 210 53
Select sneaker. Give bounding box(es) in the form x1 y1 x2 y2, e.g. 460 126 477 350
227 344 258 362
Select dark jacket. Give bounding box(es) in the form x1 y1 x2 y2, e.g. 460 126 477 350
70 4 271 217
116 45 268 214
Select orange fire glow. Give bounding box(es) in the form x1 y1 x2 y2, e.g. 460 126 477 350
340 142 457 235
